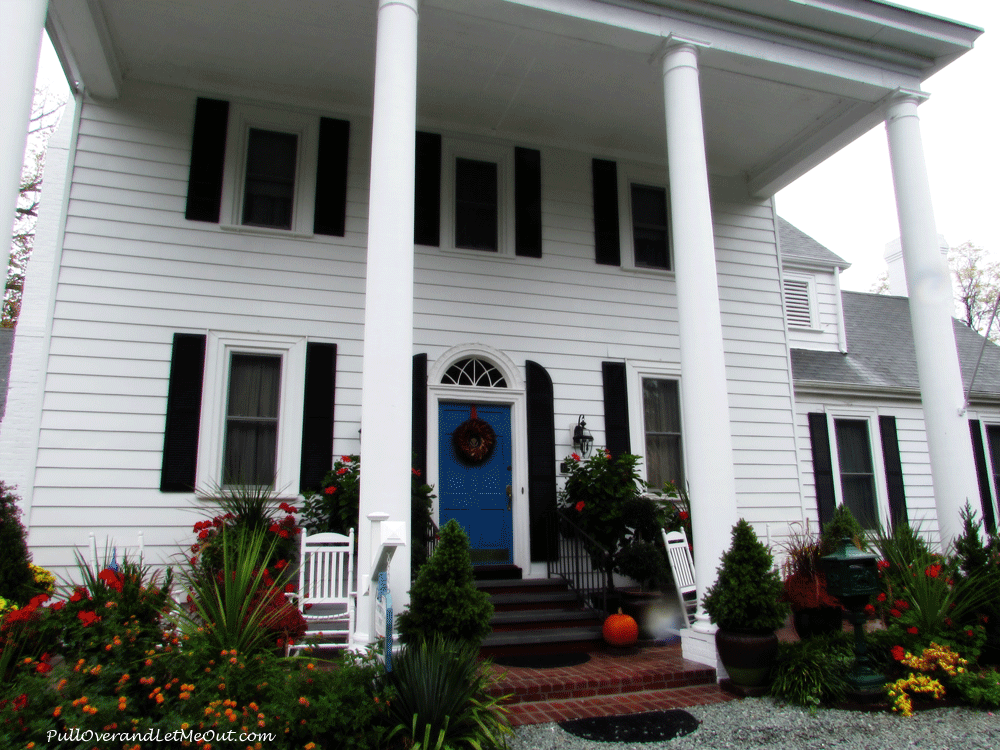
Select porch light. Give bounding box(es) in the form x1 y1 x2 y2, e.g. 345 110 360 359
573 415 593 458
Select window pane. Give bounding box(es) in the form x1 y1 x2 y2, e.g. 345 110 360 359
224 354 281 485
455 158 498 251
631 184 669 269
834 419 878 529
642 378 683 489
987 425 1000 512
243 129 297 229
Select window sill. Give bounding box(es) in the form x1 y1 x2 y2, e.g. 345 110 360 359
219 223 316 240
620 264 676 279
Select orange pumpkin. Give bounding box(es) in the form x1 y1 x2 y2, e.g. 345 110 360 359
602 608 638 646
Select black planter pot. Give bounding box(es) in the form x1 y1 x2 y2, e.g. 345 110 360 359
792 606 843 639
715 629 779 688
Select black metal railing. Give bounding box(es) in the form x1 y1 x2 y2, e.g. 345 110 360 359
546 509 612 616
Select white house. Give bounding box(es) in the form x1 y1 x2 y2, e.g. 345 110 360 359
0 0 990 666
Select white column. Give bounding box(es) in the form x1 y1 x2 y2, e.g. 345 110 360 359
885 92 982 545
662 42 739 632
1 0 49 283
355 0 419 646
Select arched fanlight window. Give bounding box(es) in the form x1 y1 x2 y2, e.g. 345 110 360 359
441 357 507 388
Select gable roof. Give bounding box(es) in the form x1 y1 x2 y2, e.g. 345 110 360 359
791 291 1000 399
778 218 850 269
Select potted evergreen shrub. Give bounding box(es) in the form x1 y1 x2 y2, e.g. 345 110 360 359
702 519 788 691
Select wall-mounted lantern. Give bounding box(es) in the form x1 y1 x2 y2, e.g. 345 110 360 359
572 415 593 458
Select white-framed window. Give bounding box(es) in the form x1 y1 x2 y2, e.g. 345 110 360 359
218 104 319 236
196 332 307 493
618 164 672 273
440 139 514 256
627 363 685 490
783 272 817 329
828 411 889 530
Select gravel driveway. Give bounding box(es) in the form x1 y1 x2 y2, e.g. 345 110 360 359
509 697 1000 750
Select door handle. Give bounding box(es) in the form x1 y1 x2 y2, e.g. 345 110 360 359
506 485 512 510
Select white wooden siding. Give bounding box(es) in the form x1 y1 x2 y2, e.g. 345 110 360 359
22 81 802 578
785 268 841 351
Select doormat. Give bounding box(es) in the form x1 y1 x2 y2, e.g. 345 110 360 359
493 652 591 669
559 710 700 743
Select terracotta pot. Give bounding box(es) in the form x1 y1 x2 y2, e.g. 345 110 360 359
715 629 779 688
792 606 843 639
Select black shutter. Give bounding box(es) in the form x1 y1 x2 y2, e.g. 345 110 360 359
414 132 441 246
160 333 207 492
526 361 557 561
592 158 620 266
602 361 630 457
969 419 998 534
807 412 837 530
878 415 908 529
412 353 428 480
299 343 337 493
514 147 542 258
313 118 350 236
184 98 229 223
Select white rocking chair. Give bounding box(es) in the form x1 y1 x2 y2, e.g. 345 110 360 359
662 527 697 628
285 529 355 655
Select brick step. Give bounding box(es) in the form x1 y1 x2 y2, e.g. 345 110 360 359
480 625 604 657
490 608 603 632
476 577 572 595
502 683 733 727
490 591 581 611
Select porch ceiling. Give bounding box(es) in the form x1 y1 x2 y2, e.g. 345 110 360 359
48 0 980 196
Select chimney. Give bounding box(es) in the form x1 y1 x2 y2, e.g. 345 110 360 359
883 235 949 296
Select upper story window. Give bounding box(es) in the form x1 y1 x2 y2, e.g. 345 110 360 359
630 184 670 270
242 129 298 230
455 158 499 252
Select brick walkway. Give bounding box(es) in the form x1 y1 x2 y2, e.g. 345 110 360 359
482 642 734 726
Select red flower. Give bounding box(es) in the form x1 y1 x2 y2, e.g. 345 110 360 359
411 468 421 477
336 467 348 476
69 587 89 603
279 502 297 514
894 599 909 611
198 530 210 540
50 600 65 611
324 486 336 495
877 592 887 602
571 453 581 461
877 560 890 571
28 594 50 609
269 523 281 534
99 569 125 593
341 456 352 463
678 511 689 520
925 564 942 578
890 609 902 618
967 629 975 638
12 694 27 712
864 604 876 616
892 645 906 661
77 610 101 627
575 501 585 512
907 626 919 635
284 583 296 593
945 617 953 627
274 559 288 570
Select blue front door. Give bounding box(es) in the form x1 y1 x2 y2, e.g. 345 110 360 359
439 402 513 565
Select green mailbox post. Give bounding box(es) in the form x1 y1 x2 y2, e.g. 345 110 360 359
821 538 885 699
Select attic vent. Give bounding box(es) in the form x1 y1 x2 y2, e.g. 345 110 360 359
784 278 813 328
441 358 507 387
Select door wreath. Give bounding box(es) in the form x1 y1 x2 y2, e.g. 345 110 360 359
453 411 496 465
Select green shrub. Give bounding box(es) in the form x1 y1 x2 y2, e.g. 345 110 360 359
385 635 511 750
819 504 868 554
396 519 493 647
0 482 37 609
951 666 1000 708
769 633 852 709
702 519 787 632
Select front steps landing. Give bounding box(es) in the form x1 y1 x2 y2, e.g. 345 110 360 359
482 642 731 726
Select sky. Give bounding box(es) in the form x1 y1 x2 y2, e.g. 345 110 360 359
775 0 999 292
33 2 996 294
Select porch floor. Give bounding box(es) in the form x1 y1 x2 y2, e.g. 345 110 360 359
482 641 733 727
